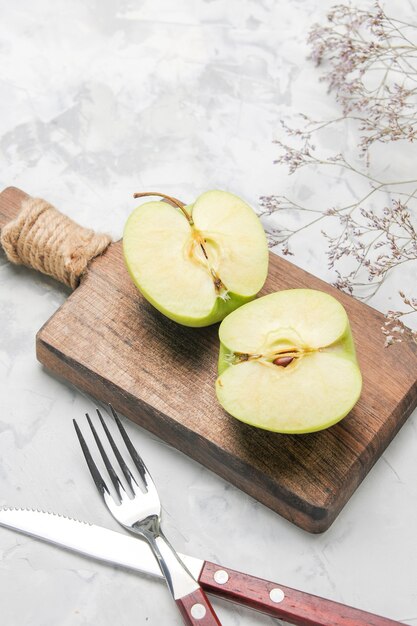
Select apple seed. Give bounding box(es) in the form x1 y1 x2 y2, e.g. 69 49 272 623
273 356 294 367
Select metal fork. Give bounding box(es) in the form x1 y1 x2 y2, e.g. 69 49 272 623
73 406 222 626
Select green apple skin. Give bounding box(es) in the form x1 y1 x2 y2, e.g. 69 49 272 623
123 191 269 327
216 289 362 434
125 264 254 327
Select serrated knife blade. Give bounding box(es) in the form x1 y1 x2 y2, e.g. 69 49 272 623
0 507 403 625
0 507 203 580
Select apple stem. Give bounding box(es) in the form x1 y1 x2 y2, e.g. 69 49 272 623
133 192 194 225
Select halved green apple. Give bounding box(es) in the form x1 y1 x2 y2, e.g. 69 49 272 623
216 289 362 434
123 190 269 327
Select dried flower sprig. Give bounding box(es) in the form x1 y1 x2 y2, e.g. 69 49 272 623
309 3 417 160
383 292 417 346
260 2 417 345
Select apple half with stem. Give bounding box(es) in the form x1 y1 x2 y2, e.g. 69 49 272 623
216 289 362 434
123 190 269 327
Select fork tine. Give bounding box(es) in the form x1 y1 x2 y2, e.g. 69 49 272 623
73 419 110 499
96 408 137 492
109 405 150 487
86 413 123 502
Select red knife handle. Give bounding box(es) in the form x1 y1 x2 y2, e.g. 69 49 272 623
176 587 222 625
199 561 403 626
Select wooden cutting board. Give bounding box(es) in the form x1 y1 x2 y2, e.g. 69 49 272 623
1 186 417 533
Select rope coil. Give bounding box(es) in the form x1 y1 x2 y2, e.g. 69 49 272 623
0 197 111 288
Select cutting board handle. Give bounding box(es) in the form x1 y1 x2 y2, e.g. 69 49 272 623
0 186 29 229
0 186 111 289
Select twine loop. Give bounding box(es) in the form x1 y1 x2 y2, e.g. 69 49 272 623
0 197 111 288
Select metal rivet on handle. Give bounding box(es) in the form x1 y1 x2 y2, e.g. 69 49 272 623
191 603 207 619
214 569 229 584
269 588 285 603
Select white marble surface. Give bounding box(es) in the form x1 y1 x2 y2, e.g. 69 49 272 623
0 1 417 624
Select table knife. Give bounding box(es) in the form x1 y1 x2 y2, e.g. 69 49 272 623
0 508 402 626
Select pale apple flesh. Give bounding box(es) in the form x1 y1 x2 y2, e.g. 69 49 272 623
123 190 269 327
216 289 362 434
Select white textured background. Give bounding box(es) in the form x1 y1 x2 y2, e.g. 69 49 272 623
0 1 416 624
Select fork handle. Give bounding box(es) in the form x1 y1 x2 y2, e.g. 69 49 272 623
142 530 223 625
176 588 222 625
199 561 403 626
